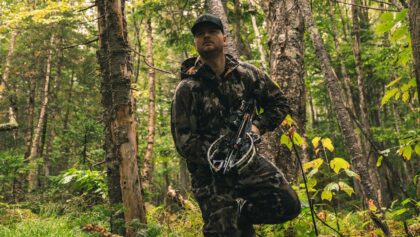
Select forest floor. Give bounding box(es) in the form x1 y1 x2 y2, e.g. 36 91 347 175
1 198 419 237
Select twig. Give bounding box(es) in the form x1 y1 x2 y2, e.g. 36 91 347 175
335 0 400 12
61 38 98 50
77 4 96 12
130 48 176 75
369 0 395 6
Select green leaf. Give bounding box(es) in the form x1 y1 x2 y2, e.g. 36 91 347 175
391 208 407 216
280 134 292 151
338 181 354 196
321 138 334 152
307 168 319 178
390 26 408 43
399 145 412 160
402 91 410 102
325 182 339 192
401 198 411 206
321 190 333 202
312 137 321 149
385 77 402 88
381 88 398 106
330 158 350 174
307 178 317 192
303 158 324 172
293 132 303 146
415 143 420 155
376 156 384 168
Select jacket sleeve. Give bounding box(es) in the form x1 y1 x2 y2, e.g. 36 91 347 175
170 81 210 165
252 71 291 134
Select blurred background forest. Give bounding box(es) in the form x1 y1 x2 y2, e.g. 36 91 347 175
0 0 418 236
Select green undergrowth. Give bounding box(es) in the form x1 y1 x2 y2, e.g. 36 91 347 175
1 197 418 237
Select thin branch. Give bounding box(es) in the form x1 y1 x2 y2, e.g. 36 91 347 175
130 48 176 75
335 0 400 12
369 0 395 6
61 38 98 50
77 4 96 12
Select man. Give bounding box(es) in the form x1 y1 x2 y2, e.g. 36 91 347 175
171 14 301 237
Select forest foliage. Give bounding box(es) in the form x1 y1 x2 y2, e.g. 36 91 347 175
0 0 419 236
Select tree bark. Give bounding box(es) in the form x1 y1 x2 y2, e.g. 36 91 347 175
297 0 391 234
206 0 239 57
27 34 54 192
409 0 420 102
248 0 268 70
97 1 147 236
261 0 305 183
351 0 385 205
233 0 252 59
0 31 19 132
142 18 156 190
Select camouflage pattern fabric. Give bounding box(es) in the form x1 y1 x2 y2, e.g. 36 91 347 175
171 54 301 236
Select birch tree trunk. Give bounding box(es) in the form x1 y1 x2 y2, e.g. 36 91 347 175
248 0 267 70
296 0 391 234
27 34 54 192
0 31 19 132
260 0 305 182
97 1 147 236
409 0 420 101
206 0 239 57
142 18 156 190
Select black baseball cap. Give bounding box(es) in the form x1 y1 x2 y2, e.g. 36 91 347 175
191 14 224 35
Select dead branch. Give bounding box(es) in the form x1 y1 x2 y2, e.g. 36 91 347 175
335 0 400 12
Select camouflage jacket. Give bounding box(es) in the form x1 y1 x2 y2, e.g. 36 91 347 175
171 54 290 172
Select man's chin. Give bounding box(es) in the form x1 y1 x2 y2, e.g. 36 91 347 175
198 48 222 57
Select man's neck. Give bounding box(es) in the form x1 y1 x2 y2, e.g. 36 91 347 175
200 53 226 76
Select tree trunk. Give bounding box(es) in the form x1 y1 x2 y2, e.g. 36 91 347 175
233 0 252 59
0 31 19 132
261 0 305 183
206 0 239 57
27 34 54 192
248 0 268 70
296 0 391 234
409 0 420 102
97 1 147 236
142 18 156 190
59 71 75 173
350 0 385 205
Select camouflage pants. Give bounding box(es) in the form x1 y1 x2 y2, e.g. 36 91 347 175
191 155 301 237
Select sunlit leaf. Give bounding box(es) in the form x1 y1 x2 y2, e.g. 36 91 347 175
330 158 350 174
325 182 339 192
399 145 412 160
385 77 402 88
307 168 319 178
338 181 354 196
280 134 292 151
321 190 333 202
402 91 410 102
321 138 334 152
391 208 407 216
344 169 360 180
293 132 303 146
415 143 420 155
368 199 377 212
381 88 398 106
376 156 384 168
312 137 321 149
303 158 324 172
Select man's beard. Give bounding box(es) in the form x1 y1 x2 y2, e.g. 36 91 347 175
198 46 223 59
